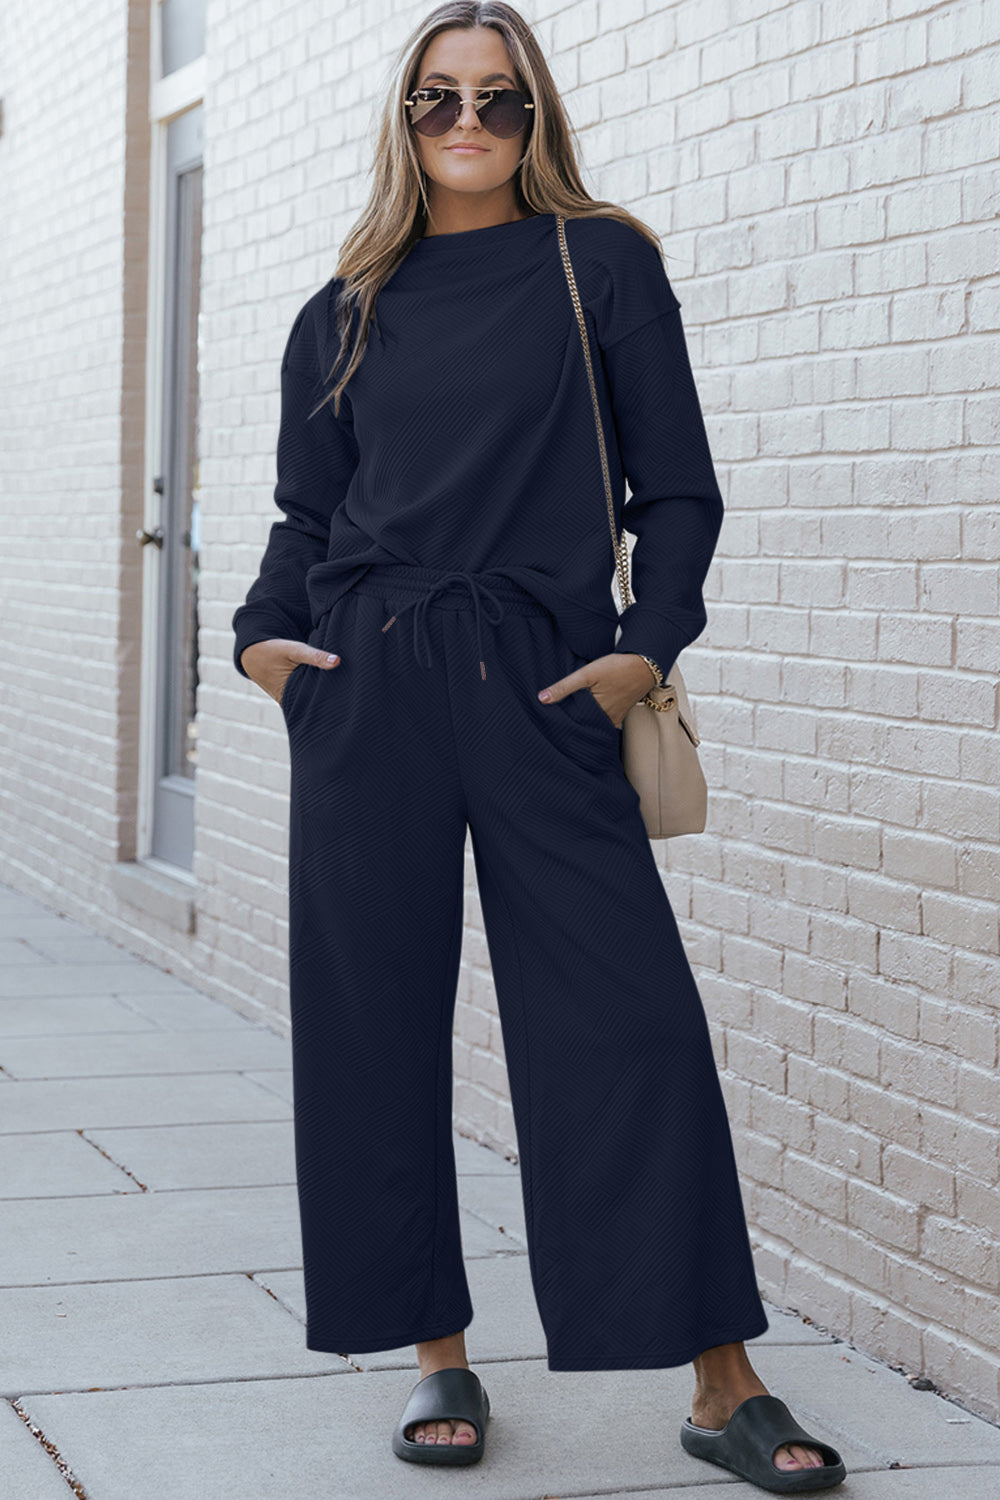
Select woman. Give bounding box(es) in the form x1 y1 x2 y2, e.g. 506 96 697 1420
233 3 846 1493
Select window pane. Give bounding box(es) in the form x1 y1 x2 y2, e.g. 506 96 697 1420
160 0 205 77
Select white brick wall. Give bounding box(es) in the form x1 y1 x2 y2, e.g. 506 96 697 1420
1 0 998 1420
0 0 135 886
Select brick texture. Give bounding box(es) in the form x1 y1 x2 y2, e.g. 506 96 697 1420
1 0 997 1422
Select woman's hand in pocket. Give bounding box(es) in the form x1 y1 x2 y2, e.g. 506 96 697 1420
240 639 341 706
537 651 655 729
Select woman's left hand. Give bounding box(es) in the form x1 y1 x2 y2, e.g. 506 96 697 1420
537 652 657 729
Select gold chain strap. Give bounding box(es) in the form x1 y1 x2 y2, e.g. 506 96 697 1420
556 215 633 613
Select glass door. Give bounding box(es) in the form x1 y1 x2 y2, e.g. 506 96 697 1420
149 102 202 867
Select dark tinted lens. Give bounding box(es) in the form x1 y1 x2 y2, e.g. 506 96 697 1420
479 89 531 138
408 88 531 139
409 89 461 137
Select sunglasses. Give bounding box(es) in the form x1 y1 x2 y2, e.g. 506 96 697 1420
404 86 534 139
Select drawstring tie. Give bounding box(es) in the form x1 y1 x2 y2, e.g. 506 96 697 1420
381 569 508 680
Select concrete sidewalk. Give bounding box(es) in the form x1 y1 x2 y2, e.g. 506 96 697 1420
1 881 997 1500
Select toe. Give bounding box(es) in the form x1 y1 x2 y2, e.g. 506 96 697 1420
775 1442 826 1470
404 1415 478 1447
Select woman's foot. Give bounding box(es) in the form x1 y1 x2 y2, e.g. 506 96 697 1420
405 1330 479 1447
692 1341 827 1472
406 1332 828 1468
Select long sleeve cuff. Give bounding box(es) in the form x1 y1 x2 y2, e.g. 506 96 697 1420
613 603 708 682
233 600 313 678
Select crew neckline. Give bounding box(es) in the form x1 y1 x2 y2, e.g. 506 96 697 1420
410 211 553 252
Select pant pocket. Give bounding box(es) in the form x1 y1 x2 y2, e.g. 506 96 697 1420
572 684 621 736
281 611 333 728
280 662 309 722
560 640 621 739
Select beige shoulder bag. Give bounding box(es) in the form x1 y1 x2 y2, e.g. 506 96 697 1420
556 214 708 839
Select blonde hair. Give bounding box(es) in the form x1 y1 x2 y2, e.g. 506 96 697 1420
320 0 670 417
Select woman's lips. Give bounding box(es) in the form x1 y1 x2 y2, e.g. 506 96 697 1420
446 145 488 153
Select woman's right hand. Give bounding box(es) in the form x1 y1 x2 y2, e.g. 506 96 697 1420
240 638 341 706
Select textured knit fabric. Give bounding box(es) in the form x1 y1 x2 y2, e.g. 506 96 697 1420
232 211 724 680
279 562 770 1366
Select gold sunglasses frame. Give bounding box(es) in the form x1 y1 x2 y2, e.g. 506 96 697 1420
403 85 535 137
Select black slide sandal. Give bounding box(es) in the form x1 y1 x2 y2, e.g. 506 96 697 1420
680 1393 847 1493
391 1367 491 1466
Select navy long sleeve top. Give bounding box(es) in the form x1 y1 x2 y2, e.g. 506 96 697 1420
232 211 724 681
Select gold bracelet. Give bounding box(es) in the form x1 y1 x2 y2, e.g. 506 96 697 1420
637 653 664 687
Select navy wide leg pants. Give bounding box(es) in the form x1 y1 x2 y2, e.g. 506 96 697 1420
280 562 769 1370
